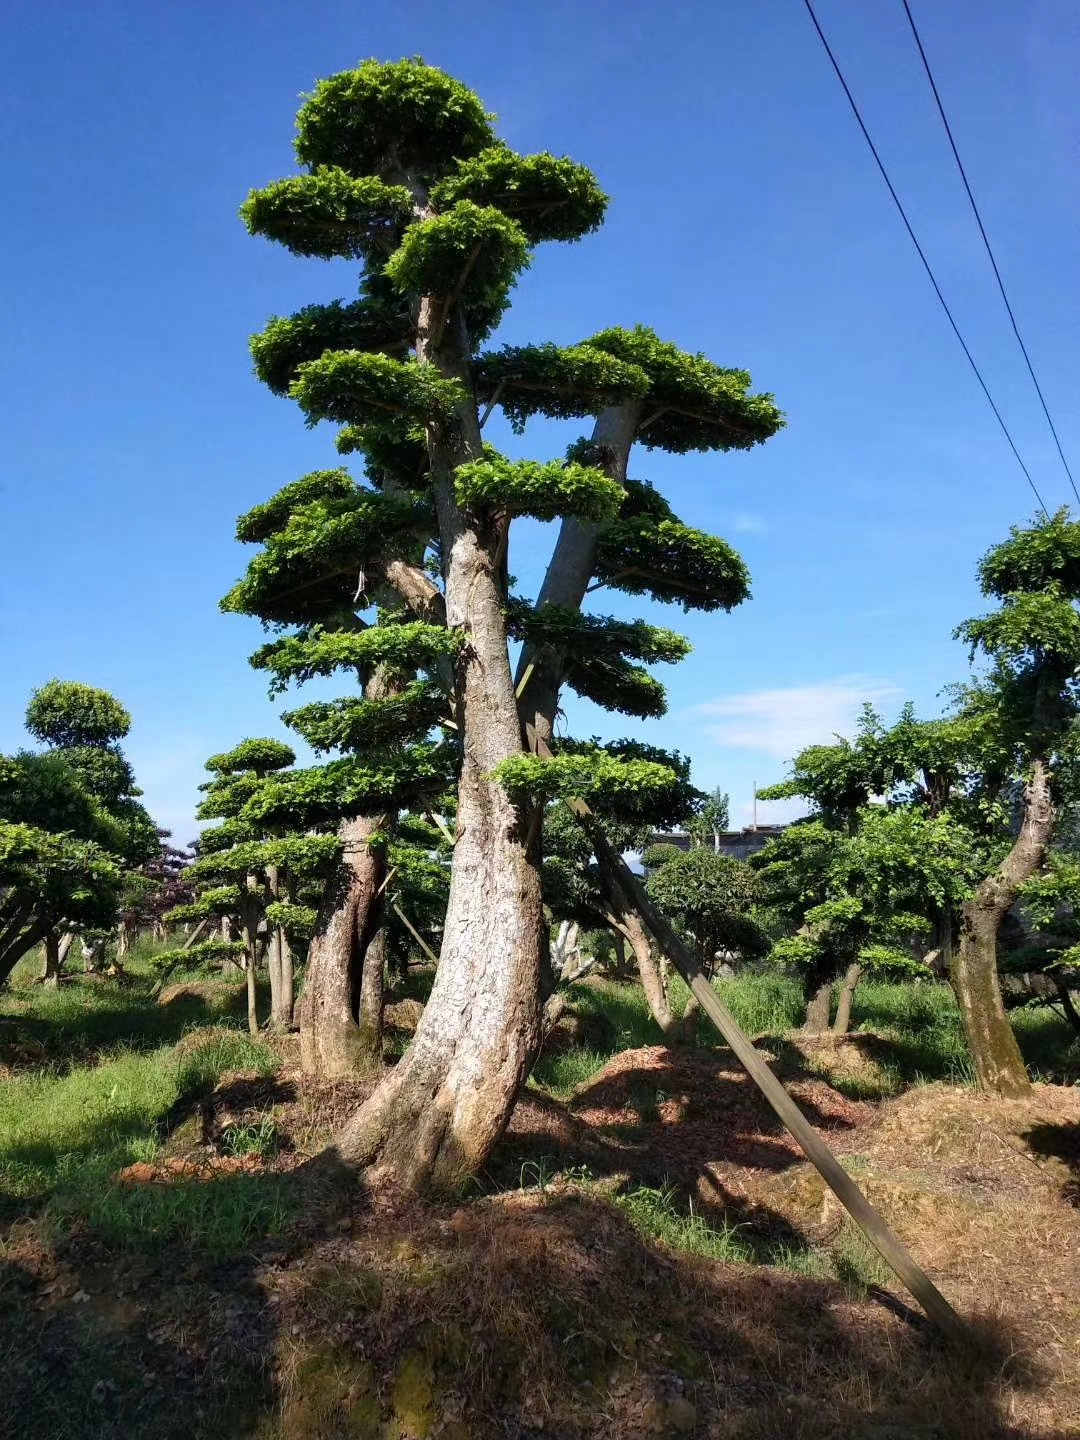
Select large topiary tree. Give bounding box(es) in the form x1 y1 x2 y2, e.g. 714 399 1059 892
231 59 782 1188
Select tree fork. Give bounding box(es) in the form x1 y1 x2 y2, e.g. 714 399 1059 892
543 739 965 1341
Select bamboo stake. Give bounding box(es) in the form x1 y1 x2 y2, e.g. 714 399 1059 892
537 737 965 1340
391 901 440 967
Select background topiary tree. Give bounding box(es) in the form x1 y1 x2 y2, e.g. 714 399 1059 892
947 511 1080 1094
232 59 781 1189
165 739 339 1033
753 809 979 1032
541 740 704 1041
0 681 158 986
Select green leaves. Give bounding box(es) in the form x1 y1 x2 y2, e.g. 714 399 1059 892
187 834 340 883
251 295 411 398
454 454 624 522
235 471 359 545
385 201 529 324
593 480 750 612
291 351 466 429
282 681 447 753
431 146 608 243
240 745 457 828
26 681 131 747
495 745 683 827
957 591 1080 667
754 808 981 973
250 622 459 695
474 342 649 431
222 489 432 627
977 509 1080 599
647 848 768 961
241 169 414 259
204 739 297 777
588 326 784 453
294 60 495 180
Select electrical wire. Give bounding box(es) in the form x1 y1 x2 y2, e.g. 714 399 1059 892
900 0 1078 505
801 0 1049 518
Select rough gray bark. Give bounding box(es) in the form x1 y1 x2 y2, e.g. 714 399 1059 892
335 301 546 1190
803 977 833 1033
266 864 293 1032
950 759 1052 1098
240 880 261 1037
300 812 390 1076
832 963 862 1035
40 931 62 987
515 401 641 754
355 923 387 1072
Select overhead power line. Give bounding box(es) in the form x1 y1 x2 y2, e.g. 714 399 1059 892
900 0 1079 505
801 0 1049 518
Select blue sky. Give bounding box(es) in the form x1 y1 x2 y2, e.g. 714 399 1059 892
2 0 1078 843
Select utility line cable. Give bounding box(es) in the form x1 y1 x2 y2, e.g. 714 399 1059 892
900 0 1078 505
801 0 1049 517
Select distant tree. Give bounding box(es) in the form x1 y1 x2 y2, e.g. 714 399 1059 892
0 681 157 986
115 829 196 960
164 740 339 1033
686 787 730 850
541 741 701 1041
647 847 767 969
754 808 980 1033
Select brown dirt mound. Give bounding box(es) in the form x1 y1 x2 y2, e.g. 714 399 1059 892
568 1043 873 1174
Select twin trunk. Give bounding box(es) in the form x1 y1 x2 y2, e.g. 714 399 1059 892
332 304 546 1190
300 813 391 1077
948 761 1051 1097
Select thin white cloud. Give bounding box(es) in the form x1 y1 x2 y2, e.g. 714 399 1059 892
730 512 766 534
694 676 901 761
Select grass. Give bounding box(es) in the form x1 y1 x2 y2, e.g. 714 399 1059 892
531 972 1080 1099
613 1178 893 1295
0 973 296 1252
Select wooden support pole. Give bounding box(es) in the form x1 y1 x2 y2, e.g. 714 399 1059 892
538 738 965 1340
148 914 213 998
391 901 441 968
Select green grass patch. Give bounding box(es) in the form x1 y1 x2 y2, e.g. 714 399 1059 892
616 1181 754 1263
530 973 1078 1096
0 1023 287 1251
0 972 251 1070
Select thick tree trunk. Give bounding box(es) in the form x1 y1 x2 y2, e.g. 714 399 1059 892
1055 980 1080 1038
279 929 294 1030
266 928 284 1029
514 402 641 753
40 931 62 987
832 963 862 1036
950 759 1052 1098
804 977 833 1033
355 924 387 1071
624 912 676 1033
0 916 52 989
300 812 390 1076
265 865 293 1033
334 304 545 1192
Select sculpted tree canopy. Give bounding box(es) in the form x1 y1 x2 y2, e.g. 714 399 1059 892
0 682 157 986
165 739 338 1034
230 58 782 1190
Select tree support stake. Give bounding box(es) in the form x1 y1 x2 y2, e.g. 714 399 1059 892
536 737 966 1341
